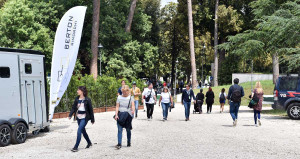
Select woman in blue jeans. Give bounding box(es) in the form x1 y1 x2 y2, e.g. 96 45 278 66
251 82 264 127
114 85 135 149
159 87 173 121
68 86 95 152
181 85 196 121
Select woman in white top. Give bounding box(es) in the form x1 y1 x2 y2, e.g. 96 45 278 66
219 88 227 113
114 85 135 149
68 86 95 152
159 87 173 121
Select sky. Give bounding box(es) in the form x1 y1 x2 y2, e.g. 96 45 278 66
161 0 178 8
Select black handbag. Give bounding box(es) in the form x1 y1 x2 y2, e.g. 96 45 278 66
248 93 259 108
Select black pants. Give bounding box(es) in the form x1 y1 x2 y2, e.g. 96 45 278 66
146 103 154 118
207 103 213 112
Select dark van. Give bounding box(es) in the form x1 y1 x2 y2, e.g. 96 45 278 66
273 76 300 119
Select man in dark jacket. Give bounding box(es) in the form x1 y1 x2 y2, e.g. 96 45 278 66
179 80 184 93
227 78 244 127
181 85 196 121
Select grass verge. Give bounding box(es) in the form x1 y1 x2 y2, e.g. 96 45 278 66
194 80 274 106
261 109 287 116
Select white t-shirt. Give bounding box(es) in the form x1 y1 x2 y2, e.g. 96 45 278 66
142 88 156 104
219 92 227 98
77 99 86 119
161 92 171 103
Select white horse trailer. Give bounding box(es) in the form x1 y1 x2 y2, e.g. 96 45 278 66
0 48 49 147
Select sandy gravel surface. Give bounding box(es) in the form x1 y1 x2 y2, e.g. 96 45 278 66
1 104 300 159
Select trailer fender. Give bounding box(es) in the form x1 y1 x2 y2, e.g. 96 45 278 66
8 118 28 130
0 120 11 128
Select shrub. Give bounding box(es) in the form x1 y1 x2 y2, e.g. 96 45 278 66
54 75 146 113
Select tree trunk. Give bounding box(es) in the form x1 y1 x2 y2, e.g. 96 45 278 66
272 53 279 84
171 23 176 91
213 0 219 86
90 0 101 80
187 0 198 89
187 73 191 85
219 37 225 68
125 0 137 32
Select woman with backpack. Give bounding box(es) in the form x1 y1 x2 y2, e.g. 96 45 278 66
219 88 227 113
159 87 173 121
114 85 135 149
251 81 264 127
68 86 95 152
195 89 205 113
205 87 215 114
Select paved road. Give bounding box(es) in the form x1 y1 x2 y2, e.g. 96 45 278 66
1 104 300 159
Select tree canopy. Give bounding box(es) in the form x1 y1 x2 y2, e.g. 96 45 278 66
0 0 299 84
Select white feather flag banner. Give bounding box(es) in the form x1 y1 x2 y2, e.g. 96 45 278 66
49 6 87 120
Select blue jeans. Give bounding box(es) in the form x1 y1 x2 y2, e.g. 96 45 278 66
230 102 240 121
183 101 191 119
134 100 139 116
74 119 91 149
117 123 131 145
161 103 170 119
254 109 261 124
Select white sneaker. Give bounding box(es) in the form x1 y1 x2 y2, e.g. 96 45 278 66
255 124 259 127
258 120 261 126
233 119 237 127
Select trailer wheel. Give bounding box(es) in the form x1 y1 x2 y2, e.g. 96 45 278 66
40 126 50 132
11 122 27 144
287 103 300 120
0 124 11 147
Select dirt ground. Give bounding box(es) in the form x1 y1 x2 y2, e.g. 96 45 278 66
1 104 300 159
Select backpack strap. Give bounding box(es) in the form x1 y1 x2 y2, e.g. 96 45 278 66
128 97 132 109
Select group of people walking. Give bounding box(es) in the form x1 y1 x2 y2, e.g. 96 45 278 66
67 78 264 152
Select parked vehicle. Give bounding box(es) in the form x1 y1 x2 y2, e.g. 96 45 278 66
0 48 49 147
273 76 300 119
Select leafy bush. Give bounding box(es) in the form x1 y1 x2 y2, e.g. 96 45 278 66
54 75 146 113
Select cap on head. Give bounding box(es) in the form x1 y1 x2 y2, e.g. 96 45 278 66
132 81 136 85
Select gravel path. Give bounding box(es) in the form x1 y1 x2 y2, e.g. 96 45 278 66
1 104 300 159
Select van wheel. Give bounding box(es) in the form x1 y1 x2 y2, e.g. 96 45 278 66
11 123 27 144
40 126 50 132
0 124 11 147
287 103 300 120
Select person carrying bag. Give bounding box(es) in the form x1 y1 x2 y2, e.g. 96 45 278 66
159 87 173 121
251 81 264 127
68 86 95 152
114 85 135 149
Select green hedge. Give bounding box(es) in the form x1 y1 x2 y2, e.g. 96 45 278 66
53 75 146 113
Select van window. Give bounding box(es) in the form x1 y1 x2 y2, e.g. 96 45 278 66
25 63 32 74
279 77 298 91
0 67 10 78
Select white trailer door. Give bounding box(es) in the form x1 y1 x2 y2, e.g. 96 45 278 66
19 55 44 129
0 53 21 119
